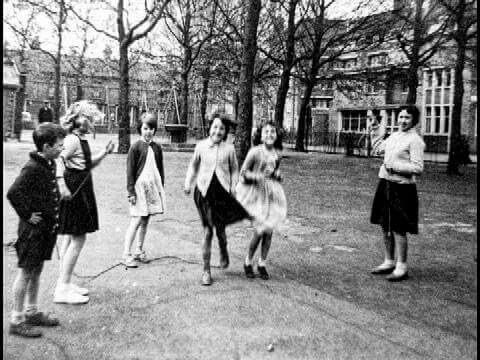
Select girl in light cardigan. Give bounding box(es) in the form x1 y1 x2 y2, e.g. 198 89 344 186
184 114 248 286
370 104 425 281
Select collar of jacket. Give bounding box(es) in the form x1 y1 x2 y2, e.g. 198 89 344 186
29 151 54 169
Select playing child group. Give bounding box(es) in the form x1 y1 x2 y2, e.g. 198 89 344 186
6 100 425 338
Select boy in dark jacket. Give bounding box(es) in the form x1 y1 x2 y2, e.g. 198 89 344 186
7 122 66 338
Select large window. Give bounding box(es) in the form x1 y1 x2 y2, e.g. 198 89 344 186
385 109 399 133
312 98 331 109
341 110 367 132
423 68 452 134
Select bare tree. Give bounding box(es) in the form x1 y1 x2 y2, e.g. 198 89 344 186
394 0 452 103
294 0 388 151
6 0 68 123
235 0 262 162
68 0 172 153
163 0 217 132
436 0 477 174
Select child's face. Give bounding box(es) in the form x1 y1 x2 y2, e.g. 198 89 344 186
261 124 277 146
43 138 64 160
76 115 92 134
398 109 414 132
140 122 155 141
209 118 226 144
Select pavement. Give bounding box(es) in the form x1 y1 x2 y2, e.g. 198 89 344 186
2 136 477 360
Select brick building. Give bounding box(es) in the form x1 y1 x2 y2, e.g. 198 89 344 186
3 57 22 139
283 2 477 155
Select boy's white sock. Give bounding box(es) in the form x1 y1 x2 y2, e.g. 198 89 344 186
258 258 267 267
24 304 38 316
10 311 24 325
392 262 407 276
245 256 252 266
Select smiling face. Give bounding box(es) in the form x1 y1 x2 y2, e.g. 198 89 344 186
140 122 155 142
209 117 226 144
261 124 277 147
398 109 414 132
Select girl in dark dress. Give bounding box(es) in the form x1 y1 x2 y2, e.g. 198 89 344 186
184 114 249 285
54 100 115 304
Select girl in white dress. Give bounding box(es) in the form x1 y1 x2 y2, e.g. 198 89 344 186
236 121 287 280
123 113 166 267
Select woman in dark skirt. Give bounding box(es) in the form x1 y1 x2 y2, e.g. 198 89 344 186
54 101 115 304
184 113 249 286
369 105 425 281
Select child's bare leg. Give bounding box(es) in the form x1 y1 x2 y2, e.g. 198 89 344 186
246 230 262 265
135 216 150 254
259 231 273 265
25 264 43 315
390 231 408 277
59 235 71 259
58 234 86 285
12 268 31 322
216 225 229 268
202 226 214 272
372 230 395 273
123 217 142 257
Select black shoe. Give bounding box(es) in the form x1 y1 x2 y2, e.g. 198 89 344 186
25 312 59 327
9 322 42 338
257 266 269 280
244 264 255 278
386 272 409 282
371 266 395 275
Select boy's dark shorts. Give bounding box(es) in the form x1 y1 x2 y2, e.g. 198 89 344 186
15 225 57 269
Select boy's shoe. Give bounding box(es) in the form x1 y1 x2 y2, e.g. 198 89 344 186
70 283 89 296
244 264 255 279
386 272 409 282
9 322 42 338
371 264 395 275
124 255 139 268
54 287 89 305
201 271 212 286
25 312 59 327
133 251 150 264
257 266 269 280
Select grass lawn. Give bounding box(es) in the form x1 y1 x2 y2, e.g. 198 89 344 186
3 139 477 347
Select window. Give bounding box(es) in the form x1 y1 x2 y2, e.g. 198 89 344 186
312 99 330 109
386 109 399 133
368 54 386 67
340 110 368 132
422 69 453 135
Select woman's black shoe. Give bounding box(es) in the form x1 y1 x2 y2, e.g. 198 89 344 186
244 264 255 278
257 266 269 280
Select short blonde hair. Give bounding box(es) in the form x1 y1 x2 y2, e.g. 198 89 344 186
61 100 104 132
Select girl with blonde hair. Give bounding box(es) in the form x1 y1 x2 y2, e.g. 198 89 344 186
54 100 115 304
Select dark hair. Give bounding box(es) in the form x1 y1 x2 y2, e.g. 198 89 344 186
207 113 231 141
33 122 66 152
252 121 283 150
398 104 420 126
137 112 158 135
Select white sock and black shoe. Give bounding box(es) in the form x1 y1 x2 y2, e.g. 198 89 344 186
371 259 395 274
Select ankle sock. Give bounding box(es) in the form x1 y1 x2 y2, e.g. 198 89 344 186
245 256 252 266
392 262 407 275
377 259 395 269
24 304 38 316
11 311 24 325
258 258 267 267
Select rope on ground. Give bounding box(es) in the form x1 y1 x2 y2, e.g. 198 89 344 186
72 255 209 281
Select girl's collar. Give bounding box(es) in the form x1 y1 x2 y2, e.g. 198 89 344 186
207 137 222 147
72 129 86 139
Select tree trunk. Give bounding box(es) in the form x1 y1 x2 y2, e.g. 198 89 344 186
76 75 83 101
235 0 262 163
295 82 314 152
200 67 210 136
13 72 26 140
118 44 130 154
233 89 240 123
447 2 468 175
53 2 64 123
180 70 189 126
273 0 297 129
405 62 419 104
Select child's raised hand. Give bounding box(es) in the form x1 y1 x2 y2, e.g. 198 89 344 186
28 212 42 225
128 195 136 205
